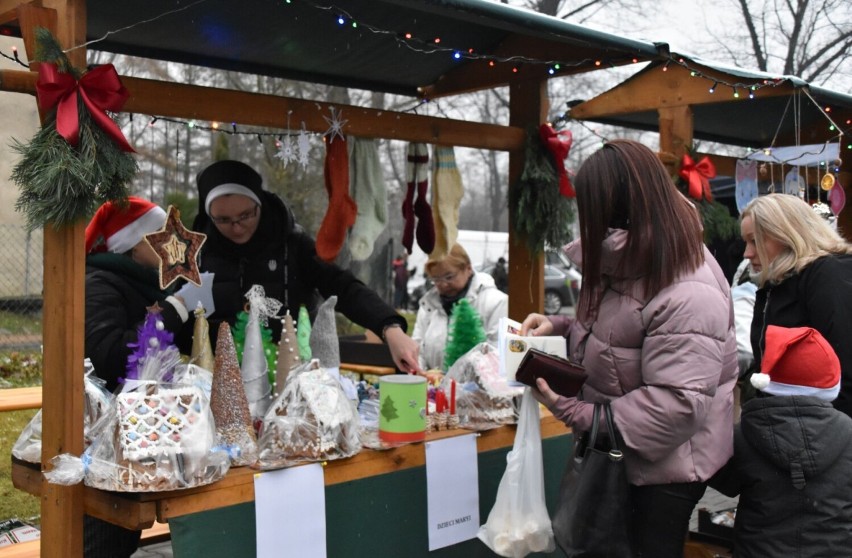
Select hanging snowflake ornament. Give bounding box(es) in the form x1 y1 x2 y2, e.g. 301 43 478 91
322 106 348 144
297 122 311 170
275 135 297 166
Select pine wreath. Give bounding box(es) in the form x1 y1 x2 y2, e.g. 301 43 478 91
512 126 575 254
11 27 137 231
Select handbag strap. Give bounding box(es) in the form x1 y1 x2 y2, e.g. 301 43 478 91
587 403 602 449
602 402 624 459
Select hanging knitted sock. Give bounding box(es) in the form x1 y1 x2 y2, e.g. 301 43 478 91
348 138 388 261
412 144 435 254
402 143 423 253
316 136 357 262
430 146 464 260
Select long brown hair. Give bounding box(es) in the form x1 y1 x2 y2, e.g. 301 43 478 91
574 140 704 319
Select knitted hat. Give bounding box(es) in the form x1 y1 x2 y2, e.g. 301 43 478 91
750 325 841 401
196 160 263 216
85 197 167 254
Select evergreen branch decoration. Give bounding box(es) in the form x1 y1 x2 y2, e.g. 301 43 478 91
512 126 576 254
10 27 137 231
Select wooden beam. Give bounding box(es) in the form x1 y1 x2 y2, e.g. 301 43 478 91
507 78 548 321
570 63 796 119
14 3 55 69
0 69 526 152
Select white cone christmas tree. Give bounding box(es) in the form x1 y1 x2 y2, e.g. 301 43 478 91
240 285 282 421
274 310 300 397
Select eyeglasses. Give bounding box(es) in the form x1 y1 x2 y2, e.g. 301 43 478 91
210 205 259 227
429 272 458 285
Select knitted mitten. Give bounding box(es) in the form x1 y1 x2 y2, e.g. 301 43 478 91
316 136 357 262
348 138 388 261
430 146 464 260
410 144 435 254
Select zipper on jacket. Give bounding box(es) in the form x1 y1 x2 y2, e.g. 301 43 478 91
758 287 772 362
238 258 247 291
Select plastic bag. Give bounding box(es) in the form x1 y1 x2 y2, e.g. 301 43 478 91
477 389 555 557
12 359 112 463
255 359 362 470
444 343 523 431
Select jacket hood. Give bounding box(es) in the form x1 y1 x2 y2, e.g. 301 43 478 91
740 395 852 482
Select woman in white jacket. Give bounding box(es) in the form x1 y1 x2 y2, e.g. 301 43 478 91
412 243 508 376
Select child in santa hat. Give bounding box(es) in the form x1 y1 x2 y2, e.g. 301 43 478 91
711 325 852 557
84 196 190 558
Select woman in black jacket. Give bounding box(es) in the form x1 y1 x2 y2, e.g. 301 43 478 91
84 197 189 557
740 193 852 417
191 159 422 374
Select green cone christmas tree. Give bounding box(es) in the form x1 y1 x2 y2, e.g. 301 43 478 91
443 299 487 370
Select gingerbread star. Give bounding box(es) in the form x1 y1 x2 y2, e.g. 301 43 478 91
144 205 207 289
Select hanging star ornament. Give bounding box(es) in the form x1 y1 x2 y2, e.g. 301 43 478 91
144 205 207 289
297 123 311 170
275 135 297 166
322 106 348 143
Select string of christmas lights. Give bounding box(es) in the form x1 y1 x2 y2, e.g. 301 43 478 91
0 45 29 68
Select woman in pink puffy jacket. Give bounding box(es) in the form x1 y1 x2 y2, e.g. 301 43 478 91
522 140 738 557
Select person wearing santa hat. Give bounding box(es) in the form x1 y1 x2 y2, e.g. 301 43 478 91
740 193 852 417
712 325 852 557
84 196 190 557
190 159 422 374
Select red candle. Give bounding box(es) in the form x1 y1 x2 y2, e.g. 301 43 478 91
450 380 456 415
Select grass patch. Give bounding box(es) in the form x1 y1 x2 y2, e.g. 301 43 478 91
0 408 41 525
0 310 42 336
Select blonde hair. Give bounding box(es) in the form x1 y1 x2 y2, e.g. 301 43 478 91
741 193 852 285
425 244 471 275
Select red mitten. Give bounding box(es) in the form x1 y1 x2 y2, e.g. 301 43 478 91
414 173 435 254
403 143 427 253
316 137 357 262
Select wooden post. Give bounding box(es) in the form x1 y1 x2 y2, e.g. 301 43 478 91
507 79 549 321
658 105 694 175
18 0 88 556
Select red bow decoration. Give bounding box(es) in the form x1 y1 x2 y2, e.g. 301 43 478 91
36 62 134 152
679 154 716 202
539 124 575 198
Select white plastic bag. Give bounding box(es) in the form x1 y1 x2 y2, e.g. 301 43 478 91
477 389 555 557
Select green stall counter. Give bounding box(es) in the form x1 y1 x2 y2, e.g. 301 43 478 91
169 421 572 558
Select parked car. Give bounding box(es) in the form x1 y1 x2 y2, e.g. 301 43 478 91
479 260 580 315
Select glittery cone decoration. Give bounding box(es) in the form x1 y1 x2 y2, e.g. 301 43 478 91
241 285 282 421
309 296 340 369
190 303 215 373
211 321 258 466
274 311 300 397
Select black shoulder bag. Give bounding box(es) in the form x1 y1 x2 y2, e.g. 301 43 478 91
552 402 633 557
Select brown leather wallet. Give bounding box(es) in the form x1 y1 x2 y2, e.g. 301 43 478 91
515 347 587 397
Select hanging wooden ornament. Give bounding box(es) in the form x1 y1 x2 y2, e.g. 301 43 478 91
821 172 836 191
144 205 207 289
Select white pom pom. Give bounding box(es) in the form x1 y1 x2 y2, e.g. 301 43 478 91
148 338 160 349
156 320 165 331
751 372 771 390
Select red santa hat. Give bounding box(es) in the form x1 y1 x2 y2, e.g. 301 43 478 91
750 325 841 401
85 197 167 255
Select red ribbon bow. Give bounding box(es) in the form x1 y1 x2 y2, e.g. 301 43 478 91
539 124 575 198
36 62 134 152
679 154 716 202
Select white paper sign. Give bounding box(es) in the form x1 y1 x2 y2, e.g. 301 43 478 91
426 434 480 551
255 463 326 558
174 271 215 317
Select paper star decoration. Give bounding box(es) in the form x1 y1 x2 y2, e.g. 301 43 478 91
322 106 347 144
144 205 207 289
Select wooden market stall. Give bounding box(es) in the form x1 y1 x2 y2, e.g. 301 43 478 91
566 55 852 234
0 1 666 556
